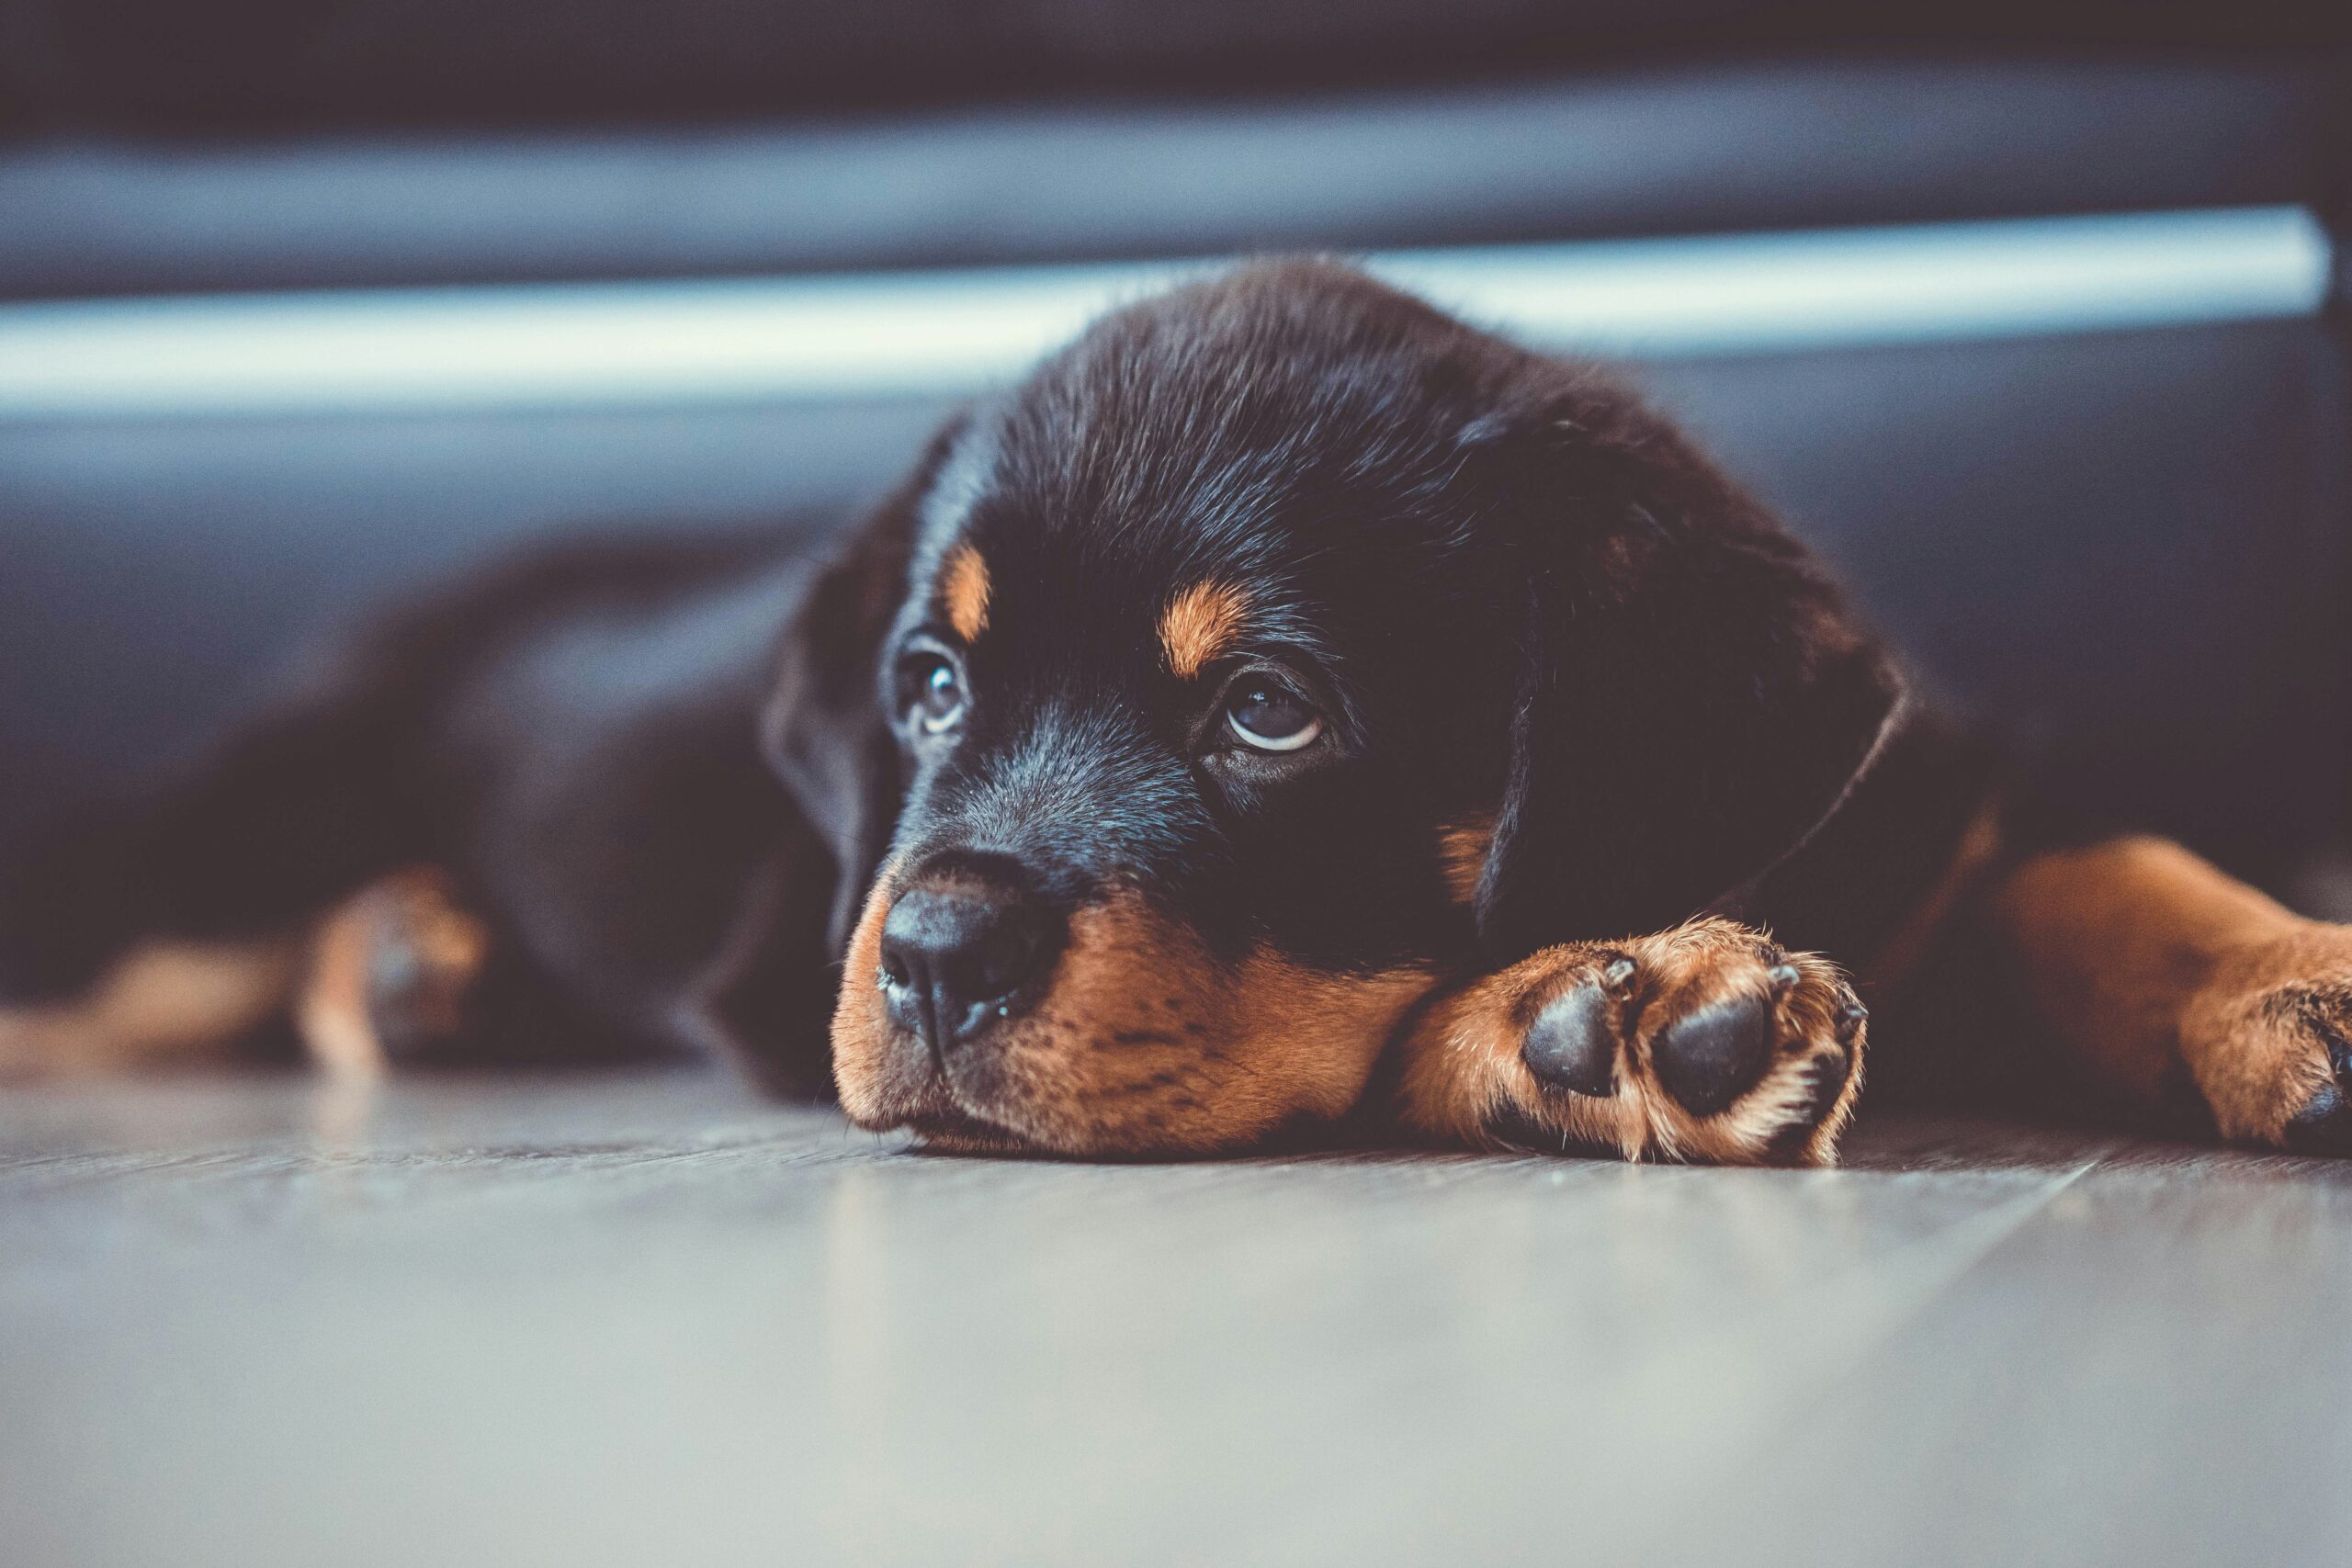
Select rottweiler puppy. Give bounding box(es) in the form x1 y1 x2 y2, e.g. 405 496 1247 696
6 260 2351 1165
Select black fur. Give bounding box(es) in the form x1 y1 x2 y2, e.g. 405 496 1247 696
0 259 1997 1120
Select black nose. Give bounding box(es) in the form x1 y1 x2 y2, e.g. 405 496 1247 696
878 874 1060 1055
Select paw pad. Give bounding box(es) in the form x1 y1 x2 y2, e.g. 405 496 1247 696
1521 982 1617 1099
1650 991 1774 1117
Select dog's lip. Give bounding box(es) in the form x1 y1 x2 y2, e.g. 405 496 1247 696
902 1099 1034 1155
905 1112 1031 1156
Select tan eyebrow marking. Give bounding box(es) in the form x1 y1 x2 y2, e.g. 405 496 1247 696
1159 580 1251 679
940 541 990 643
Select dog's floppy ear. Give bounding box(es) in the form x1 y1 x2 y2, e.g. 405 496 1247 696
760 413 968 955
1471 388 1904 959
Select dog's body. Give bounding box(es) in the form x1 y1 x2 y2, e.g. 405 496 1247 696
6 261 2351 1164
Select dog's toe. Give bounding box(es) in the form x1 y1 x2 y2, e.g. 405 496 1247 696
1623 925 1863 1166
1651 990 1774 1116
1761 1046 1855 1163
1521 978 1619 1099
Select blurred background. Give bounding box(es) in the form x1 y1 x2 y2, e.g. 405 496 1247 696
7 16 2352 1568
1 1 2348 896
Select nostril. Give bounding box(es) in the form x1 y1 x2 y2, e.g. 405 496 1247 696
877 877 1063 1052
956 922 1041 1000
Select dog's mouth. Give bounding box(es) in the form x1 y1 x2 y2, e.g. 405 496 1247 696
874 1018 1114 1156
900 1099 1034 1156
832 879 1442 1156
890 1043 1055 1156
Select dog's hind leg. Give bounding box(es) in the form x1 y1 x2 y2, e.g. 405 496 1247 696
296 866 670 1075
0 666 433 1014
299 869 490 1077
0 639 437 1074
0 938 302 1079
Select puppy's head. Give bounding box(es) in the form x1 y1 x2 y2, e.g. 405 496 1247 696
763 261 1899 1156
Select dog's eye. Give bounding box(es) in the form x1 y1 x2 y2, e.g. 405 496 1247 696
904 654 967 735
1226 682 1322 752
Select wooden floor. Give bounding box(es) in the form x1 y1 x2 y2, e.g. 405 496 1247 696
4 1071 2349 1568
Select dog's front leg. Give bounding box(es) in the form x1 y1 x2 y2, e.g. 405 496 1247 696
1990 836 2352 1151
1389 918 1867 1166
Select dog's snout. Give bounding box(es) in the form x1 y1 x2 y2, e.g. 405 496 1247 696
878 874 1059 1054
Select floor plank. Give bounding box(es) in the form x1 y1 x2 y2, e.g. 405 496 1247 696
3 1071 2346 1567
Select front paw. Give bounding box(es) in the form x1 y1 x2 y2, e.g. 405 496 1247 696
2181 929 2352 1152
1408 919 1865 1166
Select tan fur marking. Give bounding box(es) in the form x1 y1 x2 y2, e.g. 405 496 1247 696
1394 918 1862 1167
1437 816 1496 906
1159 580 1250 679
833 866 1432 1155
939 542 990 643
296 869 489 1077
830 858 905 1131
300 897 387 1079
1991 835 2352 1142
0 940 298 1078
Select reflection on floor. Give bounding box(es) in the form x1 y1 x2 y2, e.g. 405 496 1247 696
5 1070 2348 1568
